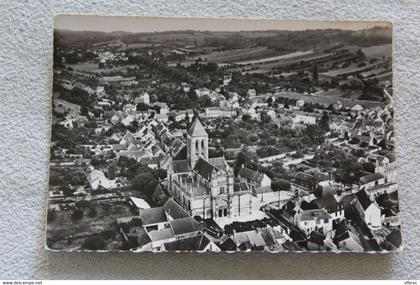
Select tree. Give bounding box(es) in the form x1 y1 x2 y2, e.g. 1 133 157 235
88 207 98 218
335 158 362 187
71 208 84 220
318 112 330 132
272 179 291 191
312 64 319 84
234 147 258 176
132 172 159 198
81 235 106 250
47 209 56 222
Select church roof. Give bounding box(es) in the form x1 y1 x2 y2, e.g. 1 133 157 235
209 157 228 172
238 167 265 184
172 160 191 173
188 118 208 137
194 157 218 180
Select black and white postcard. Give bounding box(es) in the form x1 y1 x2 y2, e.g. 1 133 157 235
46 15 401 252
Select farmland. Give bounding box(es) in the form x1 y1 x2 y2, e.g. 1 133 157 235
362 43 392 58
275 91 386 109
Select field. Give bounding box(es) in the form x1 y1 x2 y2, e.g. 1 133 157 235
275 91 386 109
234 50 314 65
320 62 379 77
230 51 332 74
362 44 392 58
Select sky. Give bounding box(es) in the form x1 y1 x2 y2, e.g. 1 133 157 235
55 15 391 33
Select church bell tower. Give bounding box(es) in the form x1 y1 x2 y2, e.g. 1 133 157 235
187 118 208 169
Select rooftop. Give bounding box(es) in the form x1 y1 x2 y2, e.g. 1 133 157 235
187 118 208 137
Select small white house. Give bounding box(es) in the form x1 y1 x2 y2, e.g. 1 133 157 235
295 209 333 236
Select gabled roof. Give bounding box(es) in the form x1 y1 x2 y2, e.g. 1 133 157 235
187 118 208 137
360 172 385 184
129 197 151 209
280 240 304 251
169 217 201 236
313 195 342 213
309 230 326 245
218 238 237 251
137 228 152 247
386 229 402 248
355 189 373 210
238 167 265 184
172 160 191 173
148 228 174 242
209 157 228 172
164 234 211 251
299 209 331 221
139 207 167 225
194 157 218 180
162 198 190 220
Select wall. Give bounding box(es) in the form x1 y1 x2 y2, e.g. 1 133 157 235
0 0 419 280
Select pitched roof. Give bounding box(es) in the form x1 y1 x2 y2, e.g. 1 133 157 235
218 238 237 251
360 172 385 184
162 198 190 220
309 230 326 245
169 217 202 236
194 157 218 180
129 197 151 209
386 229 402 248
209 157 228 172
172 160 191 173
280 240 304 251
137 228 152 247
148 228 174 242
313 195 342 213
299 209 331 221
164 234 211 251
355 189 373 210
254 185 273 194
188 118 208 137
139 207 167 225
238 167 265 183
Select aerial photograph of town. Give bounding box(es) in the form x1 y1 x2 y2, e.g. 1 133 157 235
46 16 401 252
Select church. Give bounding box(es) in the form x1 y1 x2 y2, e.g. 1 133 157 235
167 118 254 219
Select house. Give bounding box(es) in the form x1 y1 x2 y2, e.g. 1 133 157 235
232 230 266 251
296 99 305 108
350 189 382 227
295 209 333 236
134 92 150 105
195 87 211 97
359 173 387 190
164 234 220 252
238 167 276 203
291 111 322 126
223 74 232 86
96 86 106 97
247 89 256 98
312 194 345 225
351 104 364 112
382 229 402 251
148 228 175 251
87 169 117 190
333 220 363 251
169 217 202 239
128 197 151 214
238 167 271 189
140 207 169 232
